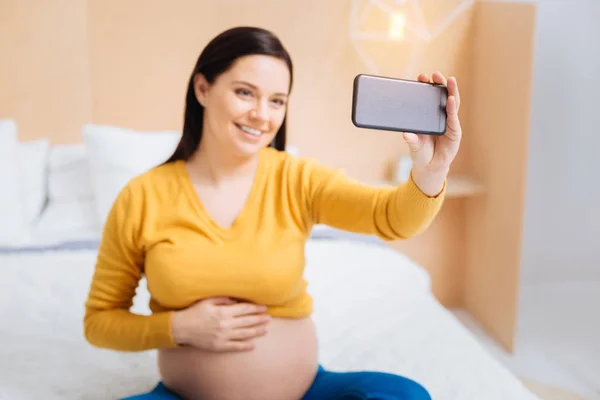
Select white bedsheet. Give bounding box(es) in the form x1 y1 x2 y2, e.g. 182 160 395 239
0 239 538 400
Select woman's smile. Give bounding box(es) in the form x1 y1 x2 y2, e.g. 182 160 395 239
235 122 265 141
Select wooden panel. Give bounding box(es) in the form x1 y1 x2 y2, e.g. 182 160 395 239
461 1 537 352
390 199 466 307
0 0 92 143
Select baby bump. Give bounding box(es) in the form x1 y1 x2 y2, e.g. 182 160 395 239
157 317 319 400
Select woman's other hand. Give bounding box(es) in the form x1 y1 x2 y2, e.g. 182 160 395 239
171 297 271 352
402 71 462 196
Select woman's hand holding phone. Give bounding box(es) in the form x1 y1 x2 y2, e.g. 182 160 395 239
403 71 462 197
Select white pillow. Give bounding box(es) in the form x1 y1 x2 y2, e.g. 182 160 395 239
82 124 181 227
18 138 50 226
47 144 94 202
30 200 100 245
0 119 27 245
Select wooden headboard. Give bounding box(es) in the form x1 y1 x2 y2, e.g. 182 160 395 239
0 0 536 351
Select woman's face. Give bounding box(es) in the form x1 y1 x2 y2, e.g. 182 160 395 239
194 54 290 159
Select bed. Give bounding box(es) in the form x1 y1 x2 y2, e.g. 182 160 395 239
0 236 539 400
0 121 539 399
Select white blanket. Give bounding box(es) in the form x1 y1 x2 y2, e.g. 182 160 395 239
0 239 538 400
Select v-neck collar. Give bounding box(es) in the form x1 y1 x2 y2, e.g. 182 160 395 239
175 149 267 239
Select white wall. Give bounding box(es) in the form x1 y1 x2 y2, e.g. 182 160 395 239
520 0 600 284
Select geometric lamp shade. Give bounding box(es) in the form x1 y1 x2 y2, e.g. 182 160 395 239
349 0 475 77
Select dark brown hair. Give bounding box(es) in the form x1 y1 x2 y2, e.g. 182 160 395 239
166 26 293 163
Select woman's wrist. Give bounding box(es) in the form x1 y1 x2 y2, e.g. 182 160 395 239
410 166 449 197
170 310 190 346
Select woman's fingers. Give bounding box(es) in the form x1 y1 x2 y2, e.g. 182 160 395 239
420 72 459 110
429 72 460 113
227 314 271 329
432 71 447 85
228 326 268 340
221 340 255 352
223 302 268 318
410 72 462 142
447 76 460 112
446 96 462 139
417 73 429 83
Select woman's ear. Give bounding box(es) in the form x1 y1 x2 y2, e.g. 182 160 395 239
193 73 210 107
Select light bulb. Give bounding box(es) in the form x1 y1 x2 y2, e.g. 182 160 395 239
389 11 406 40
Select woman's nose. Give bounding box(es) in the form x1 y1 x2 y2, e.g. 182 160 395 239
250 100 269 122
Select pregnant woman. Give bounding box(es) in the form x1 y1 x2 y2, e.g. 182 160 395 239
83 26 462 400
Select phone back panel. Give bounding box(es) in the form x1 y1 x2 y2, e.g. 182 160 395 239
351 74 447 135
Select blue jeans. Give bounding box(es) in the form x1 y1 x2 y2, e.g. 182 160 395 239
121 365 431 400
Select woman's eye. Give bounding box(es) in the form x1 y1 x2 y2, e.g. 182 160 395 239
235 88 252 97
272 98 285 106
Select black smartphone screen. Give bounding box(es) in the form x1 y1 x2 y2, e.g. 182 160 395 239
351 74 448 135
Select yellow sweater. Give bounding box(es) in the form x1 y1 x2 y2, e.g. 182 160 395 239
84 146 446 352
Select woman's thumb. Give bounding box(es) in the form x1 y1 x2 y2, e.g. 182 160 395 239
402 132 421 152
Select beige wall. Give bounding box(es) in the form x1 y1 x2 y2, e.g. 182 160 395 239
87 0 476 181
0 0 92 143
1 0 473 179
0 0 536 351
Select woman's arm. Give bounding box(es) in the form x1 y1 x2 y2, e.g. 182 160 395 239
83 185 179 352
304 71 462 240
302 161 446 241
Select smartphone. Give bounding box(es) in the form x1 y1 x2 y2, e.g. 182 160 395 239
351 74 448 135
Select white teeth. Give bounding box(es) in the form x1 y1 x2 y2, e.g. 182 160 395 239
239 125 262 136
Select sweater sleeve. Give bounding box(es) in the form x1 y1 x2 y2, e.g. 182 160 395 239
302 161 446 240
83 184 179 352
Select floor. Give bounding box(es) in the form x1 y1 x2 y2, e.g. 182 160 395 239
522 378 590 400
452 281 600 400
